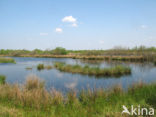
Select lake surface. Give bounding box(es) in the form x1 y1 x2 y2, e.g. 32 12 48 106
0 57 156 92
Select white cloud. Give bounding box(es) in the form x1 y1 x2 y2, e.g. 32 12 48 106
55 28 63 33
62 16 78 27
71 23 78 27
62 16 76 23
140 25 147 29
40 33 48 36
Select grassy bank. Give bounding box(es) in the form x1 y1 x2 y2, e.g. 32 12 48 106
0 75 155 117
54 62 131 77
0 57 16 63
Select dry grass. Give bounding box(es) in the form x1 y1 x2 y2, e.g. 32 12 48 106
0 75 53 109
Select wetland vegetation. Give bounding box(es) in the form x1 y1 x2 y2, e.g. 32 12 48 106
37 64 53 70
0 47 155 116
0 46 156 62
0 75 155 117
0 57 16 63
0 75 6 84
54 62 131 77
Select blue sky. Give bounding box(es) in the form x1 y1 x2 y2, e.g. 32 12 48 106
0 0 156 50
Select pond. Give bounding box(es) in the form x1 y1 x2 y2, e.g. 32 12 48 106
0 57 156 93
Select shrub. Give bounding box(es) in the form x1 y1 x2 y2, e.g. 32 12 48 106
51 47 67 55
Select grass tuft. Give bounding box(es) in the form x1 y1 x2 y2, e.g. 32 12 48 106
24 75 45 90
37 64 53 70
37 64 44 70
0 75 6 84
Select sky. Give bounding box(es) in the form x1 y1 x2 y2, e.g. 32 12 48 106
0 0 156 50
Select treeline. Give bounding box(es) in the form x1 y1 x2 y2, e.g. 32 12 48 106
75 46 156 56
0 47 68 56
0 46 156 57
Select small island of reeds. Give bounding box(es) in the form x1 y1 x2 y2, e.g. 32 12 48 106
0 57 16 63
54 62 131 77
37 64 53 70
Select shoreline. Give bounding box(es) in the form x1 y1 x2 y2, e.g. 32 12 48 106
0 54 155 62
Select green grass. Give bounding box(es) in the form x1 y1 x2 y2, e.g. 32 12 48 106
0 75 6 84
0 76 155 117
54 62 131 77
0 57 16 63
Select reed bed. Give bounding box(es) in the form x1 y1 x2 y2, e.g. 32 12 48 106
0 57 16 63
37 64 53 70
54 62 131 77
0 75 155 117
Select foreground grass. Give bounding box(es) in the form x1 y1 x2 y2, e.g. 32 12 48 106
54 62 131 77
0 75 155 117
0 57 16 63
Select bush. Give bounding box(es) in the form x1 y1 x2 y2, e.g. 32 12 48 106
51 47 67 55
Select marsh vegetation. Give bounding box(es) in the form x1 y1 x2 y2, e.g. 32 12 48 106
0 57 16 63
54 62 131 77
37 64 53 70
0 75 6 84
0 75 155 117
0 46 156 62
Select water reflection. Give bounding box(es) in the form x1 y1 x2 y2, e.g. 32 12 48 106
0 57 155 93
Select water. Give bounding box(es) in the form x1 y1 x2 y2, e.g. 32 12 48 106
0 57 156 92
